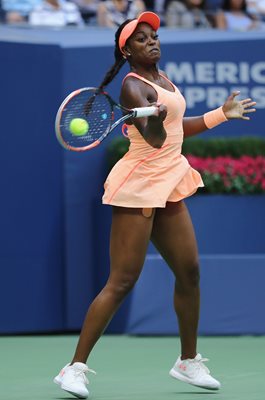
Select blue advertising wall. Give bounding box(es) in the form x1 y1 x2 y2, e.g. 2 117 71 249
0 40 65 332
0 27 264 334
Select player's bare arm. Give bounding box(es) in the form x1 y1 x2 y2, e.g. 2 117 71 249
121 77 167 148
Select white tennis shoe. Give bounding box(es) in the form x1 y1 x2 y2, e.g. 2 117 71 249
53 362 96 399
169 353 221 390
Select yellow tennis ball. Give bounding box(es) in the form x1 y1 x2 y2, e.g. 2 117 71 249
69 118 89 136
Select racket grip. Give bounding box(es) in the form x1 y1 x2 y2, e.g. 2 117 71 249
132 106 158 118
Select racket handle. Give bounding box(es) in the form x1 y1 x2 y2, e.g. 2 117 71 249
132 106 158 118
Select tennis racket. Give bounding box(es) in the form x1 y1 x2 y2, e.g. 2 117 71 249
55 87 158 152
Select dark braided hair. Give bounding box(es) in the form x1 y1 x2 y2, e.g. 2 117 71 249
84 20 134 114
98 19 134 91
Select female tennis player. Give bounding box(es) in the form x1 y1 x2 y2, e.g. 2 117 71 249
54 11 256 399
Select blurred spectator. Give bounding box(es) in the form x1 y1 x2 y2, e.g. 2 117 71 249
165 0 213 28
143 0 167 23
0 0 6 22
246 0 265 21
97 0 145 27
71 0 99 24
143 0 165 11
204 0 223 25
29 0 84 26
2 0 41 23
215 0 260 29
205 0 222 10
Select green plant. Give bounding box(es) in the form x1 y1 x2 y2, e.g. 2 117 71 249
107 137 130 170
182 136 265 158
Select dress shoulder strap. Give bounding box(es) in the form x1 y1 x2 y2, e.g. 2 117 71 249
122 72 156 87
122 72 175 91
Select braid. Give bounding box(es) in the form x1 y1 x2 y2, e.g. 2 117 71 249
98 19 133 91
98 56 126 91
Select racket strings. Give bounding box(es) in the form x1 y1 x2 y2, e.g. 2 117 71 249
60 90 112 148
83 90 100 115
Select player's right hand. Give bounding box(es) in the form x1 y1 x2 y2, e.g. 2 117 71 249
149 102 168 121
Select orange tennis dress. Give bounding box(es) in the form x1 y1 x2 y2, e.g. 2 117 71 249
102 72 204 208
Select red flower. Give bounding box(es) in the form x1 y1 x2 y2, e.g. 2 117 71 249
186 155 265 194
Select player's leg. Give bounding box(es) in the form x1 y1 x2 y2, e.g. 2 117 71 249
72 206 155 363
151 200 200 359
54 206 155 398
151 201 220 390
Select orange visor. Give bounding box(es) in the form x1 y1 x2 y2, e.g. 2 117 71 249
118 12 160 54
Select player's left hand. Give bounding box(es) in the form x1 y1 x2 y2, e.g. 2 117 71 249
222 91 256 120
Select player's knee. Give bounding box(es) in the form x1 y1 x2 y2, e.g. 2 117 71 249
109 275 138 301
176 261 200 291
118 276 137 295
189 262 200 287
